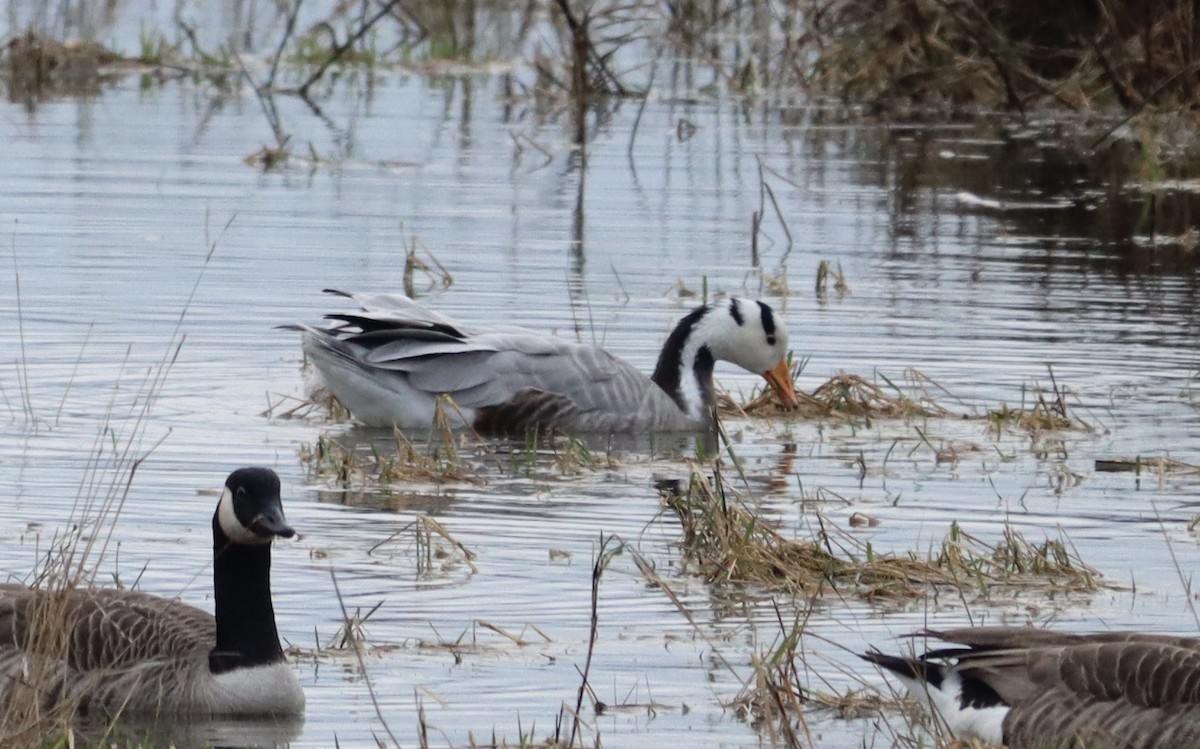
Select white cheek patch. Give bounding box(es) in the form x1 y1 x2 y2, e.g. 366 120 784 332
216 487 272 546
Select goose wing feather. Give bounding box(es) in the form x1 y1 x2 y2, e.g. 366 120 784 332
930 627 1200 706
323 289 462 328
295 291 694 430
0 586 217 714
928 627 1200 749
0 587 213 670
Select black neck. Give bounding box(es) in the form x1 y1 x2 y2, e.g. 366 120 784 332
209 517 284 674
651 306 716 418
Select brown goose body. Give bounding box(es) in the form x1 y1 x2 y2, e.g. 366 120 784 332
863 627 1200 748
0 468 304 717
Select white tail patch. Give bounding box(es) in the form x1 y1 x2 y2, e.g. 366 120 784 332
892 669 1007 744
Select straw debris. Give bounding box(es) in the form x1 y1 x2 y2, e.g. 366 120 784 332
662 463 1100 600
300 427 483 488
4 30 124 101
722 368 952 422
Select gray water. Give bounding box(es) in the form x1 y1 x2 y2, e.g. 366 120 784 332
4 4 1200 748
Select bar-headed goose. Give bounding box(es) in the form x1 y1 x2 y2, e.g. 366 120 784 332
288 290 799 434
862 626 1200 747
0 467 304 716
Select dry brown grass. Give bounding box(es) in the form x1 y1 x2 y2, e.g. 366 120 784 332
662 462 1100 601
725 366 1100 445
300 419 484 488
802 0 1200 112
3 30 124 102
722 367 958 423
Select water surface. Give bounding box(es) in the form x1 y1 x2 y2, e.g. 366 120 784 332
3 7 1200 747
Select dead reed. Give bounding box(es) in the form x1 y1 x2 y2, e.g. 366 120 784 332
662 462 1100 601
0 223 229 744
722 367 954 422
3 31 123 102
985 366 1094 434
800 0 1200 112
301 426 484 488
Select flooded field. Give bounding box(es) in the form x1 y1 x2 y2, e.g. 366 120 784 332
3 2 1200 747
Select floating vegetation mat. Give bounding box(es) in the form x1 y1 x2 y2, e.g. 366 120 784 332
724 364 1097 437
300 429 485 487
297 423 622 493
722 369 952 421
662 463 1101 601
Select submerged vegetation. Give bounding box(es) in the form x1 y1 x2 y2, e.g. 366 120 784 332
662 463 1100 601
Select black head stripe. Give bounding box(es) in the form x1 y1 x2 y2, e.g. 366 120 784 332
757 301 776 335
729 299 744 326
758 301 777 345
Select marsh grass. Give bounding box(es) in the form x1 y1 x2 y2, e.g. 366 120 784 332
299 428 617 489
370 513 479 576
799 0 1200 112
662 462 1100 600
814 260 850 297
403 236 455 298
301 423 483 488
0 230 219 741
723 367 954 422
986 371 1093 435
727 365 1099 445
3 30 124 102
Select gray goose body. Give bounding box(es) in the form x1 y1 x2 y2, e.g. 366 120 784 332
863 627 1200 748
0 468 304 717
288 290 798 434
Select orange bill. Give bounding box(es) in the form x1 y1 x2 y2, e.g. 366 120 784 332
762 359 798 409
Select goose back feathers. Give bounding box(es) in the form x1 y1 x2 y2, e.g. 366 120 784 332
863 626 1200 748
289 290 798 434
0 467 304 717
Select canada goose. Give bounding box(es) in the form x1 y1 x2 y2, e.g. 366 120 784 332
862 626 1200 748
287 290 799 434
0 467 304 716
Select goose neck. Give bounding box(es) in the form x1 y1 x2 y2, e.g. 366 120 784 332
651 307 716 423
210 519 284 673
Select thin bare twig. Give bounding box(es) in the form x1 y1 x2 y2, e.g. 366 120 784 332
297 0 404 100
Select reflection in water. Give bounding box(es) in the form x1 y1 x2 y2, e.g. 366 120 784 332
76 712 304 749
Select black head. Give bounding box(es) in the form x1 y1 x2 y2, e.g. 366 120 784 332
215 467 294 545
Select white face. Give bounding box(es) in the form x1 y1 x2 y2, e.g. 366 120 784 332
217 487 275 546
710 299 790 374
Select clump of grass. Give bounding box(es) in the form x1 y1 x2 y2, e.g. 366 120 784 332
4 29 123 101
370 513 479 577
802 0 1200 113
815 260 850 297
986 367 1094 434
324 600 385 650
803 371 951 420
300 425 483 488
662 463 1100 600
0 236 209 741
723 367 953 422
402 236 454 298
935 522 1098 594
